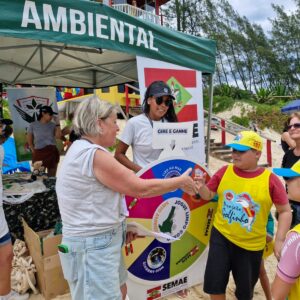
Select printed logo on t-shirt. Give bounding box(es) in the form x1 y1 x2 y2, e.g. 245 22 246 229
222 191 260 231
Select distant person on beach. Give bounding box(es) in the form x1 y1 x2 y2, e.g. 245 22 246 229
272 160 300 299
281 120 296 153
56 96 196 300
194 130 292 300
280 112 300 227
0 119 29 300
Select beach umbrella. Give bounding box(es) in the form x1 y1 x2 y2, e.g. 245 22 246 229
281 99 300 114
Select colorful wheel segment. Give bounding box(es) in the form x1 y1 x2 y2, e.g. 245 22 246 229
124 158 217 283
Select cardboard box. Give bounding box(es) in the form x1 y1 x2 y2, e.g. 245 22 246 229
22 219 69 300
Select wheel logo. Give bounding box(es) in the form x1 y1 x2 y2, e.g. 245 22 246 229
153 197 190 243
147 247 167 269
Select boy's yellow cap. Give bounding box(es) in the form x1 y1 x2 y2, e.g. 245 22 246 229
226 131 263 152
273 160 300 178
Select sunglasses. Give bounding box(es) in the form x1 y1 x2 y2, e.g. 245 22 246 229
287 123 300 130
155 97 173 107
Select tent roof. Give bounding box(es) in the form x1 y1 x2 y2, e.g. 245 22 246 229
0 0 216 88
281 99 300 114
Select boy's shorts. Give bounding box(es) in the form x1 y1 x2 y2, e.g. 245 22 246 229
204 227 263 300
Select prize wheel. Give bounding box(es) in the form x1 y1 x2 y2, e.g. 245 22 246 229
124 157 217 283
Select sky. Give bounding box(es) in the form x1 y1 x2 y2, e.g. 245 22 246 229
227 0 297 32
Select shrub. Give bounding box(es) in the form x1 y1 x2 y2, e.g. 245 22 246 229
231 116 250 128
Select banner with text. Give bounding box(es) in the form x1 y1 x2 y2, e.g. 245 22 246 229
137 56 205 163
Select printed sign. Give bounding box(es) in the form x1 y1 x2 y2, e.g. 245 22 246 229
136 56 205 163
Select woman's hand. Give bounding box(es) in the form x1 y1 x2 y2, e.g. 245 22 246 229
179 168 198 196
126 231 138 244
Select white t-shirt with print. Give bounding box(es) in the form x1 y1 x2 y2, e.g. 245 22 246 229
119 114 164 168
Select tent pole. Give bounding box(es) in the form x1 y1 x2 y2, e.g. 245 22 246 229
205 74 214 167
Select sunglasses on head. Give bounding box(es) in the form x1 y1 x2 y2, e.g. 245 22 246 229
287 123 300 130
155 97 173 107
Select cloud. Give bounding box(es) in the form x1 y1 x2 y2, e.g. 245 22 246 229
228 0 297 31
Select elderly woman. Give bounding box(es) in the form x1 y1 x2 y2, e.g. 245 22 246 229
56 96 196 300
27 105 61 176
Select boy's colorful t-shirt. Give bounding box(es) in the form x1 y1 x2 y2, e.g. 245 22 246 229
208 164 287 251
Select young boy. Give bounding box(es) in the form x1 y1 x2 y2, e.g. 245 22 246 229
195 130 292 300
0 119 29 300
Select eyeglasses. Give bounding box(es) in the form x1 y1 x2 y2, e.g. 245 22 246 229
287 123 300 130
155 97 173 107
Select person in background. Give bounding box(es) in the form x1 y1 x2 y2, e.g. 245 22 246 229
115 80 177 172
56 96 197 300
194 131 292 300
271 223 300 300
0 119 29 300
27 105 61 177
281 112 300 227
281 120 296 153
60 113 80 152
271 160 300 299
115 81 189 298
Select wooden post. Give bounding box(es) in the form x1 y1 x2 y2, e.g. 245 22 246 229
221 119 226 145
267 139 272 167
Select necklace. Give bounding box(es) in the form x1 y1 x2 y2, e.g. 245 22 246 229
145 113 164 128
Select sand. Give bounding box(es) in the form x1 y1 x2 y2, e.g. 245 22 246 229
29 111 285 299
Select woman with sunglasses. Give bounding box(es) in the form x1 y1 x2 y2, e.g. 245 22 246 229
281 112 300 228
115 81 177 172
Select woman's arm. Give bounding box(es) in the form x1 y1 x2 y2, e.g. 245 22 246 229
282 132 296 149
114 140 142 173
94 149 196 197
55 125 62 139
27 132 34 152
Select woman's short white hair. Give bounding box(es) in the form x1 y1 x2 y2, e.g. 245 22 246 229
73 95 117 136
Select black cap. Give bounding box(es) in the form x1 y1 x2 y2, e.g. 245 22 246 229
0 118 13 125
40 105 57 115
147 81 175 99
